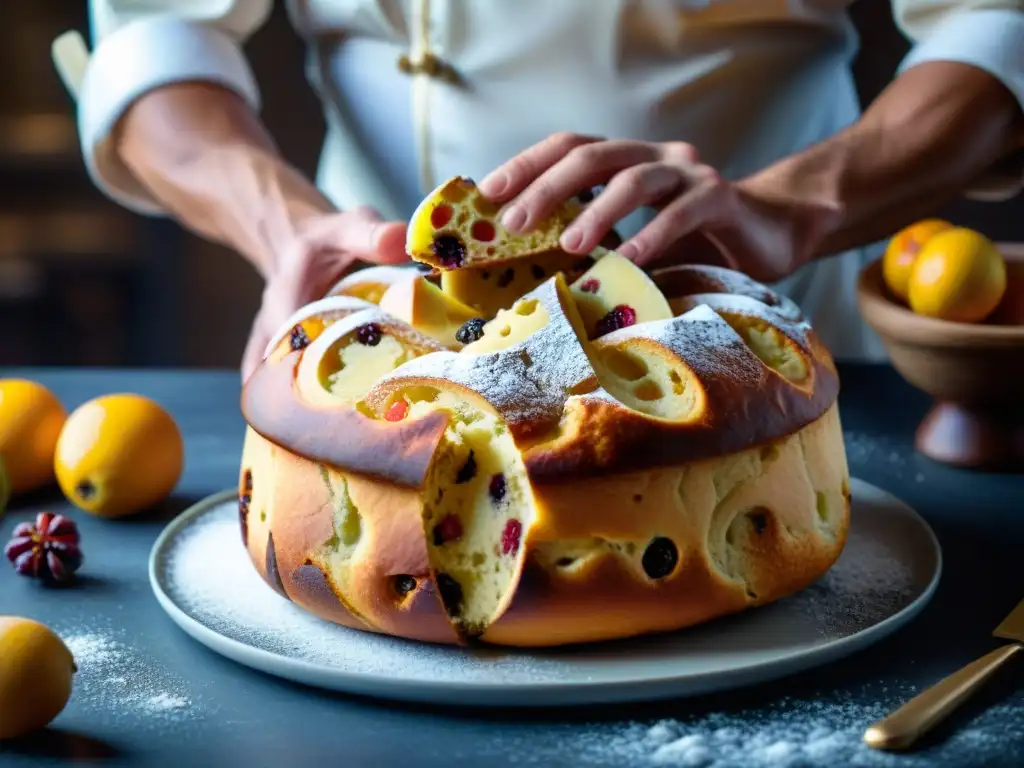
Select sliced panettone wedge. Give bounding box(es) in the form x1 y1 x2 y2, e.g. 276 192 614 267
263 295 376 362
439 248 605 318
407 176 584 270
294 307 447 408
327 265 423 304
362 274 597 637
568 249 674 339
378 273 481 349
651 263 803 321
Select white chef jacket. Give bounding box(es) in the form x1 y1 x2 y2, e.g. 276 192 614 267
76 0 1024 362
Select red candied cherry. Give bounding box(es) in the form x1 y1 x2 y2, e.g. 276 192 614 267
432 514 463 546
385 401 409 422
579 278 600 294
471 219 496 242
501 519 522 556
430 203 454 229
594 305 637 337
4 513 83 584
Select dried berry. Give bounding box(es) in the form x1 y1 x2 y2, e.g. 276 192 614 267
594 305 637 337
496 268 516 288
641 537 678 580
356 323 383 346
289 324 311 351
455 318 486 345
471 219 496 242
4 512 83 584
530 264 546 280
488 473 507 504
393 574 417 597
579 278 600 294
431 203 454 229
432 234 467 268
455 451 477 484
385 400 409 422
748 511 768 535
436 572 463 617
433 514 463 546
501 519 522 556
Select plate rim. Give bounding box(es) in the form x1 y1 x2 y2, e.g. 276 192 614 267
148 476 943 707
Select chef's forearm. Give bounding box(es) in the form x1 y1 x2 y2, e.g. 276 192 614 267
116 82 335 277
740 61 1024 263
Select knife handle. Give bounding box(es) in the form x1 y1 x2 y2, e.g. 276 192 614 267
863 643 1022 751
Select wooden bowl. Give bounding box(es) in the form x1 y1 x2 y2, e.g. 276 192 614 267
857 243 1024 471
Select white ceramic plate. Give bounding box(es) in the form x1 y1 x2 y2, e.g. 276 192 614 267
149 477 941 707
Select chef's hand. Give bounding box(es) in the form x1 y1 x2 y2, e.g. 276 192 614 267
240 206 407 382
479 133 842 283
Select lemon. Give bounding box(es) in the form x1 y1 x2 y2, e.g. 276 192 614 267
0 456 9 520
54 393 184 519
882 219 953 302
0 380 67 496
907 228 1007 323
0 617 76 740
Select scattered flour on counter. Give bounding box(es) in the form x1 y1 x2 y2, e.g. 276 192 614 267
843 432 925 483
61 629 197 724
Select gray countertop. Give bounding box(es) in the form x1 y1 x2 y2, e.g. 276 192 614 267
0 364 1021 768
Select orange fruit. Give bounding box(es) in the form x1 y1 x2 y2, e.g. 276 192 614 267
882 219 953 302
0 617 76 740
907 228 1007 323
54 394 184 518
0 379 67 496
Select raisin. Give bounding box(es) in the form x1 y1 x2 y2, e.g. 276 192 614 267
393 574 418 597
594 305 637 337
579 278 600 294
436 573 463 617
530 264 545 280
488 473 507 503
455 317 486 344
641 537 679 580
749 511 768 535
243 469 253 492
238 492 251 546
432 234 467 268
289 324 311 351
496 268 515 288
455 450 477 484
356 323 382 346
501 519 522 556
433 515 463 546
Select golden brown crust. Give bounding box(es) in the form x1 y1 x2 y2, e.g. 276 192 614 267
651 263 803 320
242 349 450 488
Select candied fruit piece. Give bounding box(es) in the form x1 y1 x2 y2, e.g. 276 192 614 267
385 401 409 422
471 219 496 242
594 305 637 337
501 519 522 556
431 204 454 229
579 278 600 294
433 514 463 545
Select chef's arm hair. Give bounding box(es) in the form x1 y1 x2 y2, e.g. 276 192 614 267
116 82 335 278
739 2 1024 262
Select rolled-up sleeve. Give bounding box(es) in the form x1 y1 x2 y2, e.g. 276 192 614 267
79 0 273 214
892 1 1024 198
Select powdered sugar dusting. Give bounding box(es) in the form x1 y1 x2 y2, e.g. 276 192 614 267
677 293 814 351
652 263 804 321
158 487 927 685
369 277 593 435
60 629 199 725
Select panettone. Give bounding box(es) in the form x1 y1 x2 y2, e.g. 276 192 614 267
238 176 850 647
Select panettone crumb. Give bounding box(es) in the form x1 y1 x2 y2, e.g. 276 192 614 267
407 391 532 635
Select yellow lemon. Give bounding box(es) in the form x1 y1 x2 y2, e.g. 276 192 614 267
907 228 1007 323
0 617 76 740
54 394 184 518
0 380 67 496
0 457 9 520
882 219 953 302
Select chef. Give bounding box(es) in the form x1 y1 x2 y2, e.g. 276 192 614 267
75 1 1024 378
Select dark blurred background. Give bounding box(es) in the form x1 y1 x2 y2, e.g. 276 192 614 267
1 2 1021 370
